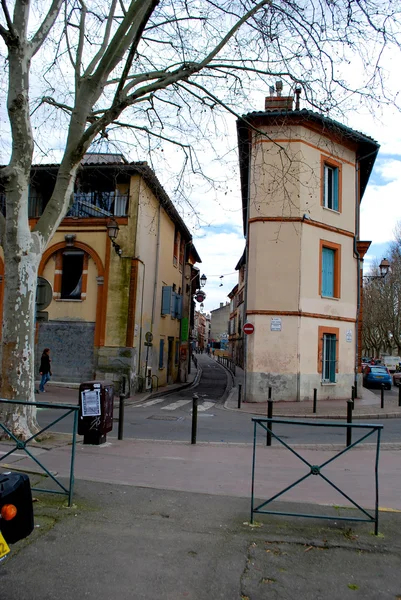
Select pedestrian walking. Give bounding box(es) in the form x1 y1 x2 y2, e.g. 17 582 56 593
39 348 52 393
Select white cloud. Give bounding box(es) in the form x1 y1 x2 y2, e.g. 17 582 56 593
360 158 401 244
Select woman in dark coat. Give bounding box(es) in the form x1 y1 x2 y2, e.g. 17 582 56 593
39 348 52 393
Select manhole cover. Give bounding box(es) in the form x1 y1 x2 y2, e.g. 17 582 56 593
147 415 180 421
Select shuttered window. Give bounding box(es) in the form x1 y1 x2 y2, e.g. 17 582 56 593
161 286 172 315
321 247 335 297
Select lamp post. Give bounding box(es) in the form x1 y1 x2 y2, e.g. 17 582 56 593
363 258 390 281
106 217 122 256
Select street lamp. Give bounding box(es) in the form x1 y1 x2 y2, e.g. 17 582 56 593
363 258 390 281
106 218 122 256
200 273 207 287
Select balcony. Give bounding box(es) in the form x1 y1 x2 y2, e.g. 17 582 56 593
0 192 129 219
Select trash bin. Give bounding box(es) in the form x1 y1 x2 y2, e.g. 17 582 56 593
78 381 114 445
0 472 34 545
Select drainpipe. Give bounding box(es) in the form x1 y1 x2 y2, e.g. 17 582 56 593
354 148 379 395
145 203 161 384
243 140 252 402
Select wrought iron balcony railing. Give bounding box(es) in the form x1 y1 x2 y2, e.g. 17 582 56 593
0 192 129 218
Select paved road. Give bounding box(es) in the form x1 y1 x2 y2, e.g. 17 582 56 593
34 355 401 445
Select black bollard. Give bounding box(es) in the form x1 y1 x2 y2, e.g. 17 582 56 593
351 386 355 410
346 399 353 447
118 394 125 440
399 384 401 407
191 394 198 444
266 399 273 447
381 383 385 409
238 383 242 409
313 388 317 414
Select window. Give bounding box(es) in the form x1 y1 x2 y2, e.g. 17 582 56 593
320 240 341 298
321 157 341 212
322 334 337 382
173 230 180 266
175 339 179 365
318 326 339 383
159 339 165 369
61 250 84 299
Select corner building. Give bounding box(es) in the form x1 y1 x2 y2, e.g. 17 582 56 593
237 90 378 402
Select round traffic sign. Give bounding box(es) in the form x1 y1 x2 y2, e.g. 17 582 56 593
243 322 254 335
36 277 53 311
145 331 153 343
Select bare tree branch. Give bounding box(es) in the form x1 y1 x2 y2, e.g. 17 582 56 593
28 0 64 57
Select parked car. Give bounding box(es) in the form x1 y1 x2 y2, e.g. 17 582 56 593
393 371 401 387
363 365 392 390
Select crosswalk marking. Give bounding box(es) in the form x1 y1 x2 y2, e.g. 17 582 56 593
135 398 216 412
134 398 165 408
161 400 191 411
197 401 215 412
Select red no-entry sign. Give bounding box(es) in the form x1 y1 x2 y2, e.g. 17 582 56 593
243 322 254 335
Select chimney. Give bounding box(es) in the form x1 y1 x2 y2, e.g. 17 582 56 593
265 80 294 112
220 302 223 308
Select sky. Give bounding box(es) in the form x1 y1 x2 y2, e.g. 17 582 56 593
192 103 401 313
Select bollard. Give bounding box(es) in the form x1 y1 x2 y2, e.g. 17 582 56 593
266 399 273 447
191 394 198 444
118 394 125 441
351 386 355 410
313 388 317 414
354 380 358 399
399 384 401 407
381 383 385 409
238 383 242 409
346 399 353 447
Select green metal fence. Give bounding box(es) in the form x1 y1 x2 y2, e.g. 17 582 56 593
0 398 78 506
251 417 383 534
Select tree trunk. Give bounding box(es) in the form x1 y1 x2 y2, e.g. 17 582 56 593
0 184 41 439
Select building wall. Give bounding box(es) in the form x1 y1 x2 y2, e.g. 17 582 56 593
34 166 195 393
210 303 230 344
245 121 359 401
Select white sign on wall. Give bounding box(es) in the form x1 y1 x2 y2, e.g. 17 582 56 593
270 317 282 331
346 329 353 343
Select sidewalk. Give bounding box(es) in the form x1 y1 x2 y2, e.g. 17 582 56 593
223 362 401 419
3 358 401 598
35 362 200 407
1 434 401 599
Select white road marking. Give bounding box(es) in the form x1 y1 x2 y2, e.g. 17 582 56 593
198 402 215 412
134 398 165 408
161 400 191 411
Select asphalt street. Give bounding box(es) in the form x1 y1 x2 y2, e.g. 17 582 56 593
35 355 401 446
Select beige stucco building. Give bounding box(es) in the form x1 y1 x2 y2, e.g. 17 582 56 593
2 154 201 393
237 88 378 402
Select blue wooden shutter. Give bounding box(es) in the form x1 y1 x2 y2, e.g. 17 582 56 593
161 286 172 315
332 168 339 211
322 247 335 297
159 339 165 369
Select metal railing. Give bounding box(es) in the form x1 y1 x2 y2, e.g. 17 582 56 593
251 417 383 534
0 192 129 219
0 399 78 506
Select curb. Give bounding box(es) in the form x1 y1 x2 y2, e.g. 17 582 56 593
224 388 401 420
